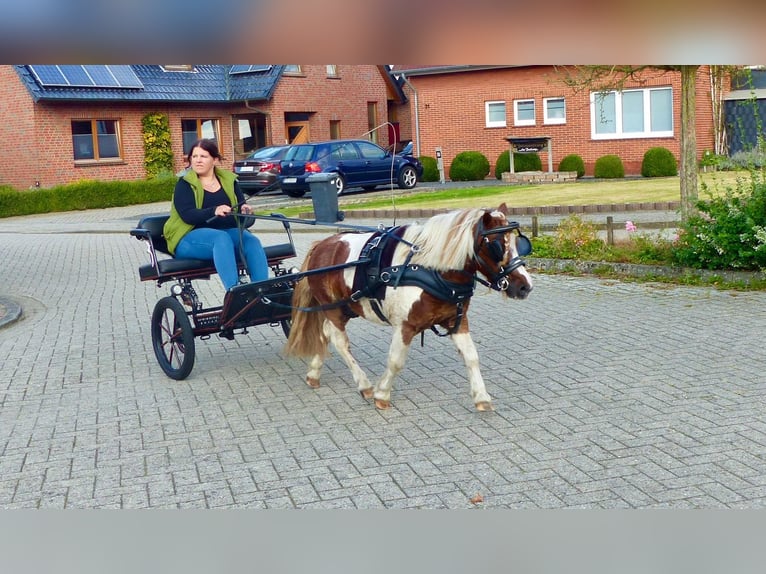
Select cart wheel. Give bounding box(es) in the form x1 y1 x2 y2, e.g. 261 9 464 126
151 296 195 380
280 318 291 338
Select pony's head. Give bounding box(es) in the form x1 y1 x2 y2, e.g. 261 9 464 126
473 204 534 299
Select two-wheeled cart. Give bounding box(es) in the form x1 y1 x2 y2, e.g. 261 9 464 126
130 213 299 380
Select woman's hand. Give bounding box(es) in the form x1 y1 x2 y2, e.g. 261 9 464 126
214 205 232 217
240 203 253 215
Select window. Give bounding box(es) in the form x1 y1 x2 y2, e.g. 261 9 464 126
544 97 566 125
326 65 338 77
591 87 673 139
283 65 302 74
514 99 535 126
367 102 378 143
329 120 341 140
357 141 386 160
485 101 506 128
71 119 121 161
182 119 220 154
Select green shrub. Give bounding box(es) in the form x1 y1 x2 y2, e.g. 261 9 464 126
142 112 175 179
641 147 678 177
514 152 542 172
418 155 440 182
549 214 606 259
673 173 766 270
494 150 543 179
449 151 490 181
494 150 510 179
0 178 175 218
594 154 625 178
557 154 585 178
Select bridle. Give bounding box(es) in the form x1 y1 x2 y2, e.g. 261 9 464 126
472 219 531 292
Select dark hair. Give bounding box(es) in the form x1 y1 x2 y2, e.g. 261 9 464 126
185 138 223 164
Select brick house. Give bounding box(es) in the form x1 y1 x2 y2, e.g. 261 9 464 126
390 65 726 177
0 65 408 189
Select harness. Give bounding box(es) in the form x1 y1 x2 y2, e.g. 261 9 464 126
348 227 475 331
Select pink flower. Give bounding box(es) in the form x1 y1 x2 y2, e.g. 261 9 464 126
625 220 638 232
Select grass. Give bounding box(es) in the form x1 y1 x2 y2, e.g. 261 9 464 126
267 171 742 218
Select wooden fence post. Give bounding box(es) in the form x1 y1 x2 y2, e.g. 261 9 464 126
531 215 539 237
606 216 614 245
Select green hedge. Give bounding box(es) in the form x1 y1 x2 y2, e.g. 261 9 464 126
0 178 175 218
641 147 678 177
449 151 490 181
594 154 625 178
418 156 440 182
557 154 586 178
494 150 543 179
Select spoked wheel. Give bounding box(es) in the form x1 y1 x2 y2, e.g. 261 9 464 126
151 296 195 380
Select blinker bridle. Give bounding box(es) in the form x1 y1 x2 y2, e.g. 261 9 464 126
473 219 532 292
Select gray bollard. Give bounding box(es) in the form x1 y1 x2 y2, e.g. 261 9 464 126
307 173 345 223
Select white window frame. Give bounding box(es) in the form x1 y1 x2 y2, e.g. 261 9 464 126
590 87 673 140
543 97 566 125
514 99 536 126
485 101 506 128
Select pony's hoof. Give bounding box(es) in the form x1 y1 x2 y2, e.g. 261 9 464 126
475 401 494 412
360 388 374 400
306 377 320 389
374 398 391 410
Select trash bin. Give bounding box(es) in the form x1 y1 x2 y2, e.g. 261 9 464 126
307 173 344 223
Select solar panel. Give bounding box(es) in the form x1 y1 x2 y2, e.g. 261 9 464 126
59 65 94 86
28 65 143 89
28 65 68 86
84 65 119 87
229 65 272 74
107 65 144 88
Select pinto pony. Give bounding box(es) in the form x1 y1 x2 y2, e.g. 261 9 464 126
284 204 533 411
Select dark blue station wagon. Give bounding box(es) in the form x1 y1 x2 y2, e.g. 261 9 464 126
278 139 423 198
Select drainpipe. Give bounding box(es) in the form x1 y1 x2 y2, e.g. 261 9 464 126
399 73 421 157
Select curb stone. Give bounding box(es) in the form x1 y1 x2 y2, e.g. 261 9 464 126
0 296 22 329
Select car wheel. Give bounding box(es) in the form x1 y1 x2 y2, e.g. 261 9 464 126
397 166 418 189
283 188 306 198
333 174 346 195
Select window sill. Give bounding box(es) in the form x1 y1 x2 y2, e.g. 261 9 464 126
74 159 125 167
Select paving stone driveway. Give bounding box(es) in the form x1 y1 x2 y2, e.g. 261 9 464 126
1 205 765 508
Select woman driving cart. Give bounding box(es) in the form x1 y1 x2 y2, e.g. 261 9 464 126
163 138 268 291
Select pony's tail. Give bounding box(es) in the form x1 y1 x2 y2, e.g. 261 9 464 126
284 266 328 359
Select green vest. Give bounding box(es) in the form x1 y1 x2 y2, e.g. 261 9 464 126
163 168 239 255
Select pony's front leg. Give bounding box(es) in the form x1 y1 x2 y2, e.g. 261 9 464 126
372 326 413 410
324 319 374 399
451 332 493 411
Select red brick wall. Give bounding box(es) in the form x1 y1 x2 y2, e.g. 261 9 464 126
267 65 390 145
397 65 717 177
0 65 390 189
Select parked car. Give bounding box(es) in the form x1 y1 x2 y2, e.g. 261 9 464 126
233 145 291 196
278 139 423 198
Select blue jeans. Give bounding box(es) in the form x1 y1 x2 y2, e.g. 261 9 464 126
176 227 268 290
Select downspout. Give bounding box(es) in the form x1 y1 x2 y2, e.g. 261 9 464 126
399 73 421 157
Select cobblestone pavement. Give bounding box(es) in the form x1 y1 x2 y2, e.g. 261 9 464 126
1 203 765 508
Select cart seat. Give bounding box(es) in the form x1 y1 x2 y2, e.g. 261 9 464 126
131 214 296 284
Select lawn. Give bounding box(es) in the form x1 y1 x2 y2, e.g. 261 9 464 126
269 171 743 218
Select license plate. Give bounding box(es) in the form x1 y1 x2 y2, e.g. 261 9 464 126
282 177 297 183
238 166 254 172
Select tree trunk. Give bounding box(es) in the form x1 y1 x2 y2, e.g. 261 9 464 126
680 65 699 220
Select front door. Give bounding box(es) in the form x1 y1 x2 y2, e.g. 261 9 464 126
285 122 309 144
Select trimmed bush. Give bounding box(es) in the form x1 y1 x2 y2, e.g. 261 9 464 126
594 154 625 178
0 177 176 218
558 154 585 178
418 155 440 182
641 147 678 177
449 151 490 181
494 150 543 179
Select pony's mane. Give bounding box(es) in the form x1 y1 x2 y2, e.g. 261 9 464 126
399 208 485 270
